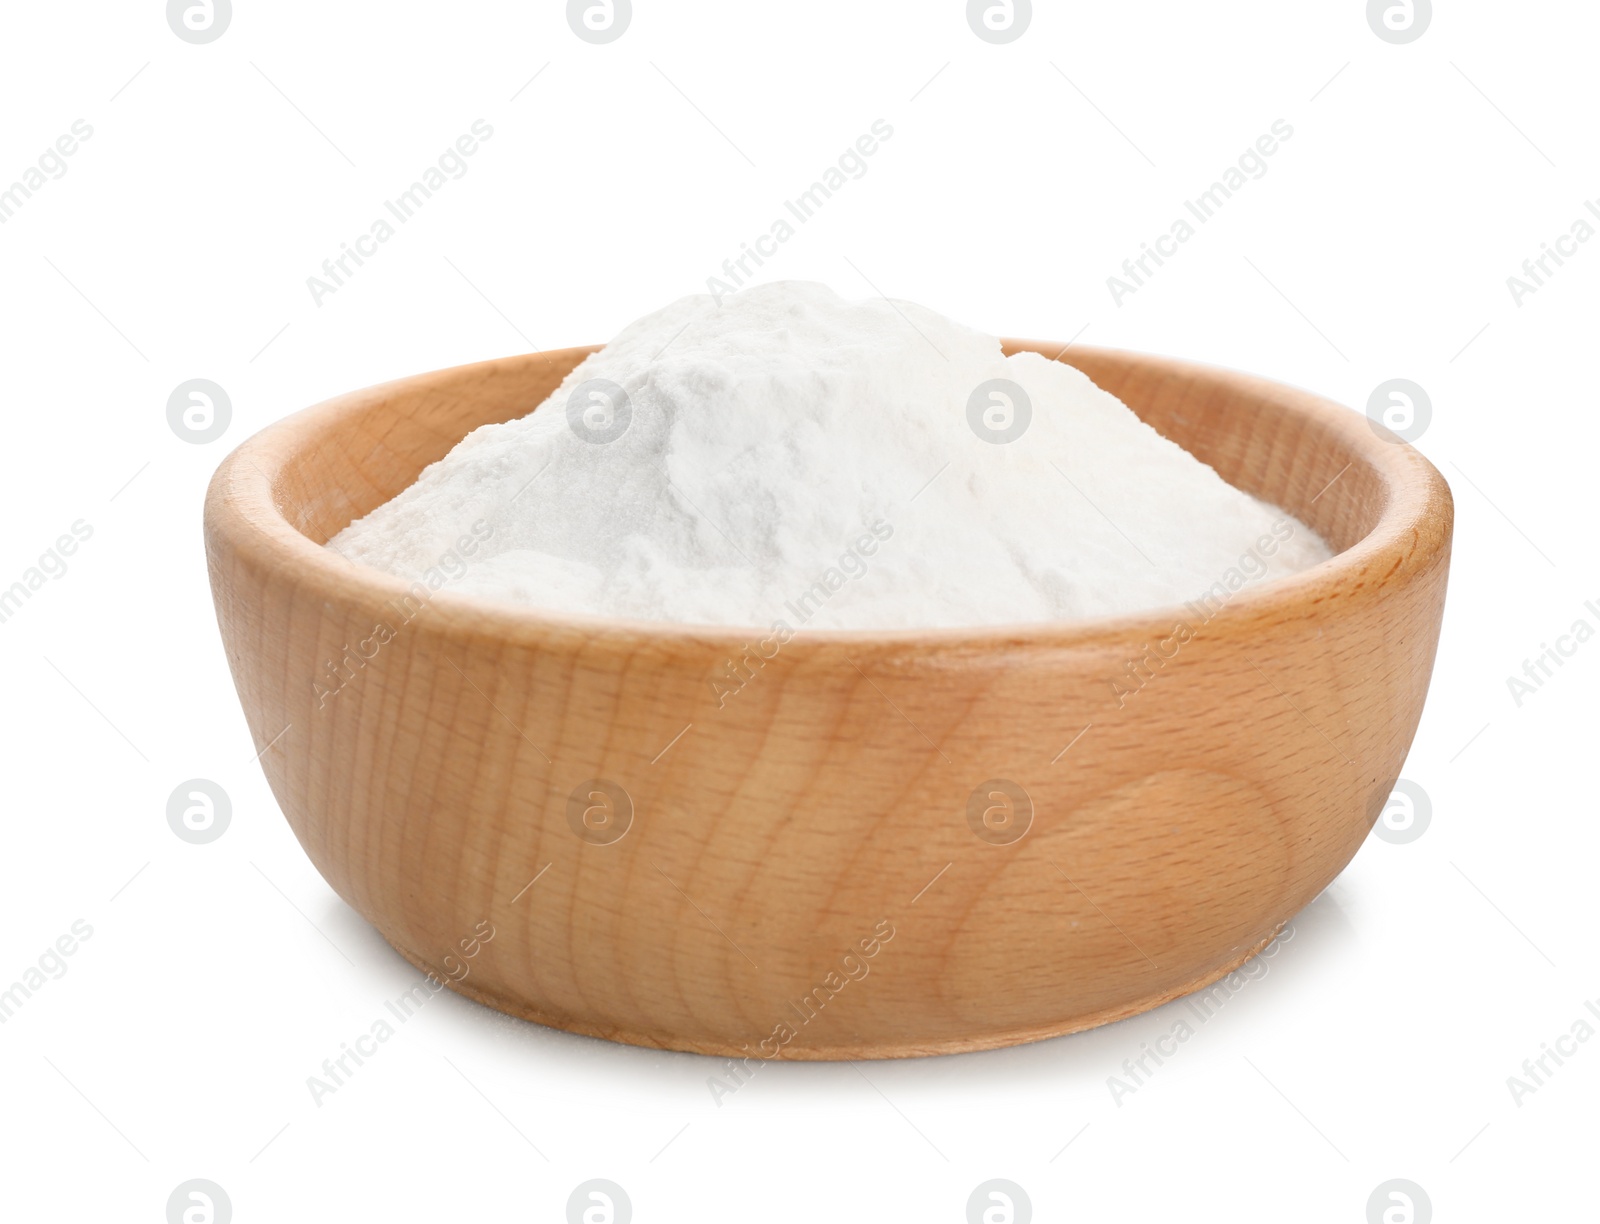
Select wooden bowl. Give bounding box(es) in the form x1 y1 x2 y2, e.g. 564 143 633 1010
204 342 1452 1059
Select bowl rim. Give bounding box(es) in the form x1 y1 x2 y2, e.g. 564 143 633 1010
205 341 1454 658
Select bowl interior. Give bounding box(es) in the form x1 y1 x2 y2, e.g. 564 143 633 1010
1058 347 1384 554
265 342 1391 563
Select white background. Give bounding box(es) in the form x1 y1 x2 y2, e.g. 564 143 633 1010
1 1 1595 1220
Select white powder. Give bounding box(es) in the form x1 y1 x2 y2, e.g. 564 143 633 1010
328 282 1329 629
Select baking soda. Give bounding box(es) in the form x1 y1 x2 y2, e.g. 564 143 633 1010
328 282 1329 628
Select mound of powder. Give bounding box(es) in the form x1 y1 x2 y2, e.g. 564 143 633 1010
328 281 1329 629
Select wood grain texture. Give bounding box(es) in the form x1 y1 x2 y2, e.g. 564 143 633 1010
204 343 1453 1059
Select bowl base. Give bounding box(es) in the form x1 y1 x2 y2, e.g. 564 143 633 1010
385 926 1287 1061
